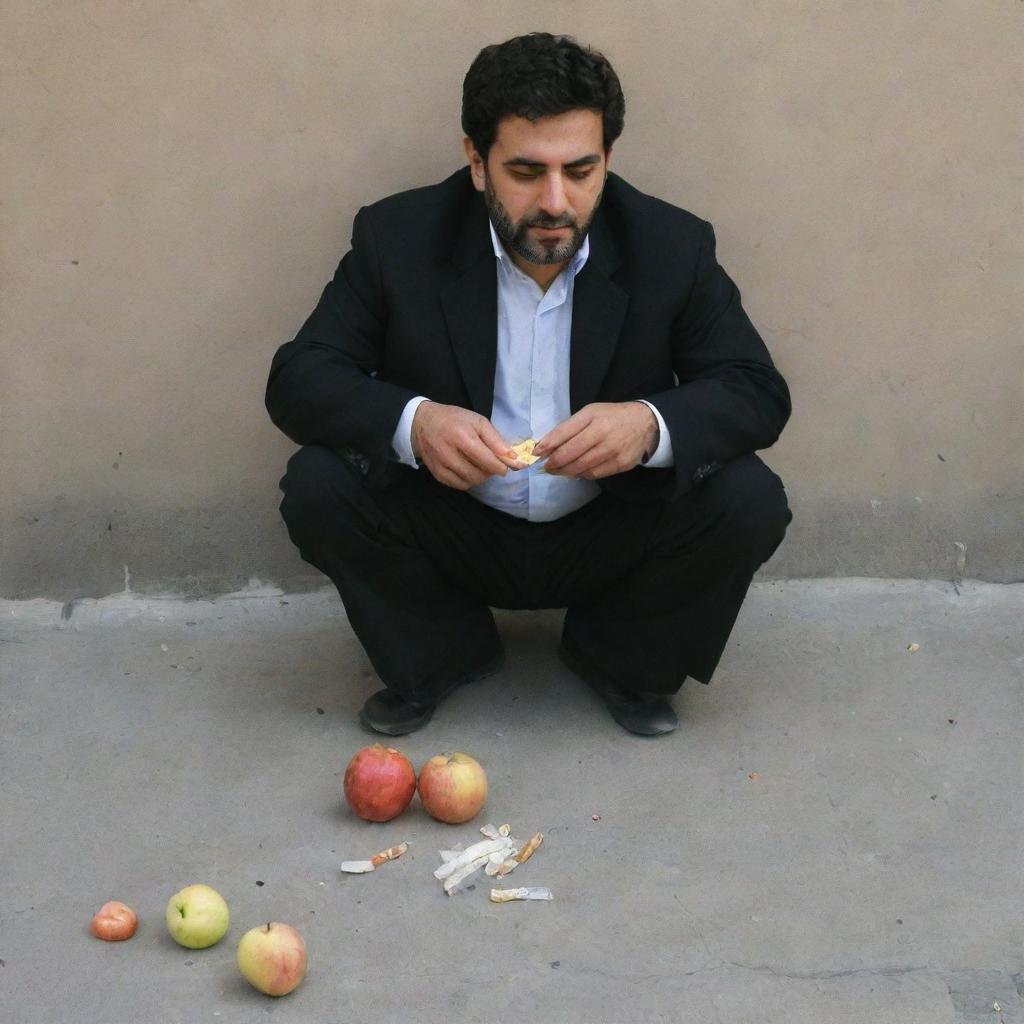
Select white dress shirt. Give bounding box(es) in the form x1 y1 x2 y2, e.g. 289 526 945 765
391 222 673 522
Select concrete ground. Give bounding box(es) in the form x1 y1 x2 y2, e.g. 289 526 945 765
1 579 1022 1024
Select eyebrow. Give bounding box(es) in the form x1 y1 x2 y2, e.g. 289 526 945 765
502 154 602 170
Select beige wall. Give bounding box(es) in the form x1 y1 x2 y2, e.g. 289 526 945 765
2 1 1021 599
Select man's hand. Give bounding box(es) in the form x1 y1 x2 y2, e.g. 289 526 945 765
534 402 659 480
412 401 522 490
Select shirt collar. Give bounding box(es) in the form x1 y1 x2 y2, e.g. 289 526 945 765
488 220 590 277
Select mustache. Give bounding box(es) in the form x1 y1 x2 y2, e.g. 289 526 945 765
523 214 577 229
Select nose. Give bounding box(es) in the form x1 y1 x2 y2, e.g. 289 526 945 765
538 172 568 217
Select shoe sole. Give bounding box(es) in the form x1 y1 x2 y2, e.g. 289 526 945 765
359 704 434 736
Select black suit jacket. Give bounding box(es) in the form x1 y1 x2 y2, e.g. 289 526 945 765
266 168 790 503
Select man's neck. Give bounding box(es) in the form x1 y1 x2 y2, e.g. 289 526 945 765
508 250 568 292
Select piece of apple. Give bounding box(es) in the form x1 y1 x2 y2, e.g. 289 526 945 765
90 900 138 941
165 883 229 949
237 922 307 996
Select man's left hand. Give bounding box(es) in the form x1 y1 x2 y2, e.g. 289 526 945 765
534 402 659 479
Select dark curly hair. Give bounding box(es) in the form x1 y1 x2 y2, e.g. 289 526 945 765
462 33 625 159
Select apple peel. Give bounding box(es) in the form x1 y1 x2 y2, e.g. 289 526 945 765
490 887 553 903
484 851 510 877
442 823 514 864
480 823 512 840
445 853 508 895
434 838 514 881
496 831 544 876
341 841 409 874
435 824 545 894
478 824 544 876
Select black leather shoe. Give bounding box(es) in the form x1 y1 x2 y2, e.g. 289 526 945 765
558 640 678 736
359 649 504 736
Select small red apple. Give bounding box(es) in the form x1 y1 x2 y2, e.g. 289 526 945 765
417 751 488 824
90 900 138 941
343 744 417 822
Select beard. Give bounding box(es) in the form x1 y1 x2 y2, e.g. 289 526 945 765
484 172 601 266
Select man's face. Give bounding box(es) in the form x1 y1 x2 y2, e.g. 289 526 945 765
465 109 610 280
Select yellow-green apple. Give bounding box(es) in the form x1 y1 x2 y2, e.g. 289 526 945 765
237 922 307 996
417 751 488 824
165 884 229 949
90 900 138 941
343 744 417 822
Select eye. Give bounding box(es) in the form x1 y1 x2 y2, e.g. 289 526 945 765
567 169 594 182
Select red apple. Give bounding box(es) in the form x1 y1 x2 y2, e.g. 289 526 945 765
237 922 307 996
90 900 138 941
417 751 488 824
343 744 417 822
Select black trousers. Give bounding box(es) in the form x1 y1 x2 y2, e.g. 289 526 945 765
278 446 791 699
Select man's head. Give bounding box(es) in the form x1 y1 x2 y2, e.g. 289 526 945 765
461 33 625 161
462 34 624 283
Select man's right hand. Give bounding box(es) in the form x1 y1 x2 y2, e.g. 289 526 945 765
411 402 523 490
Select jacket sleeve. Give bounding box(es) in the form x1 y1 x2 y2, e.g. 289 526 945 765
264 206 419 476
644 220 791 500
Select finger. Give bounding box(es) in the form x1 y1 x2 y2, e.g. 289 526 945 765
574 454 624 480
430 466 469 490
476 421 524 469
543 431 603 474
430 424 509 478
533 409 592 457
460 435 512 477
426 447 484 489
436 461 483 490
550 454 606 479
566 435 649 478
450 433 515 482
426 457 470 489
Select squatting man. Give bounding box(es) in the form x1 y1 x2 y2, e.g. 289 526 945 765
266 33 791 737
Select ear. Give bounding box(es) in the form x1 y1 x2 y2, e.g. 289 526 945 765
464 137 486 193
604 145 614 172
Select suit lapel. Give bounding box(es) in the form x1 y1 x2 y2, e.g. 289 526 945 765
439 194 498 416
570 207 628 411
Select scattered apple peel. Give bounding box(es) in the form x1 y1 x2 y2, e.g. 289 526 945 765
479 823 512 840
435 838 517 893
341 841 409 874
434 838 513 879
435 824 546 895
497 831 543 875
490 887 553 903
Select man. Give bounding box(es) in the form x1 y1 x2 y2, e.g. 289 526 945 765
266 33 791 737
